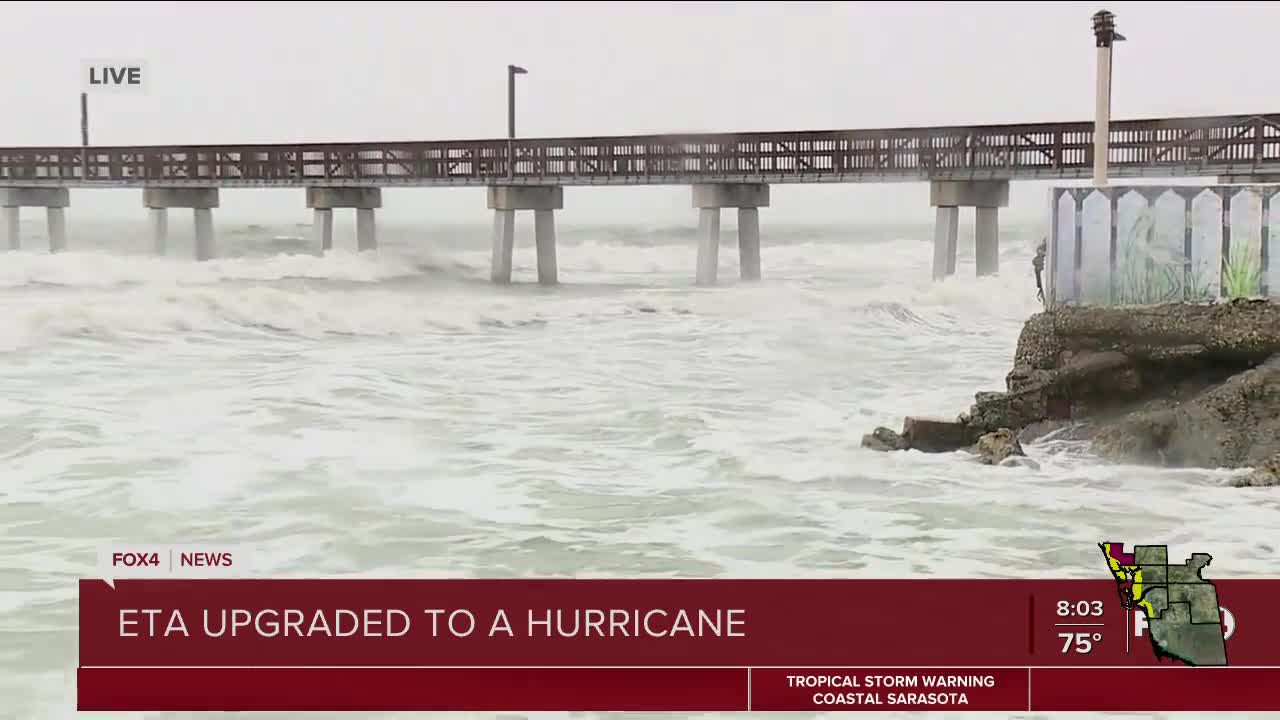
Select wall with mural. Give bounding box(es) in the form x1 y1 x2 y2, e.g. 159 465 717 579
1047 185 1278 307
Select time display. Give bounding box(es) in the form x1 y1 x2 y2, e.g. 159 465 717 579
1056 600 1104 617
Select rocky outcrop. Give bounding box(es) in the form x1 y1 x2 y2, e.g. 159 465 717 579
861 427 908 452
1092 357 1280 467
862 299 1280 475
975 428 1025 465
1045 301 1280 356
1230 454 1280 487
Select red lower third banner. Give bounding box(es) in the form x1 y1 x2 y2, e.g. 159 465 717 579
77 667 748 712
1029 667 1280 712
78 578 1280 667
77 666 1280 712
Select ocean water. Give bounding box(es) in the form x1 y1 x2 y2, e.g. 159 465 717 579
0 217 1276 720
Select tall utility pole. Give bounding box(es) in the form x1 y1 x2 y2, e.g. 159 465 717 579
80 92 89 178
1092 10 1125 187
80 92 89 146
507 64 527 179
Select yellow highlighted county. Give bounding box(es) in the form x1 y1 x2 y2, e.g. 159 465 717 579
1100 542 1155 617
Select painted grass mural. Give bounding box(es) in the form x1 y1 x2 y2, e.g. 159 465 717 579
1049 185 1276 308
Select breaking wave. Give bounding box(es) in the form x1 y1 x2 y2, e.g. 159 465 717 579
0 224 1042 351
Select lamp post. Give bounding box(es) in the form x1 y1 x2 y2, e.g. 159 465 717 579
507 64 527 179
80 91 89 179
80 92 89 146
1092 10 1125 188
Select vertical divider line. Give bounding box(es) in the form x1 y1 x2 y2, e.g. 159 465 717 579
1028 594 1035 654
747 666 752 711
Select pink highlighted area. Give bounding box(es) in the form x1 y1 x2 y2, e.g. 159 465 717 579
1104 542 1136 565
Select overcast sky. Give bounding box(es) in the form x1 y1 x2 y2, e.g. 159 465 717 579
3 1 1275 225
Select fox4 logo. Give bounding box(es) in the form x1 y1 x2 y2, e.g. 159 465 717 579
1134 607 1235 640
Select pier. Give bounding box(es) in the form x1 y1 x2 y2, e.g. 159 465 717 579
5 4 1280 286
3 113 1279 284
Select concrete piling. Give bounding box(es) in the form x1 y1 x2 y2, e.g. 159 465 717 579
691 183 769 285
356 208 377 251
312 208 334 252
0 174 1022 286
47 208 67 253
491 209 516 284
143 187 220 260
929 180 1009 280
737 207 761 281
305 187 381 253
933 207 959 281
2 187 71 252
486 186 563 285
534 208 558 286
696 208 720 286
3 206 18 250
975 206 999 277
193 208 215 261
149 208 168 256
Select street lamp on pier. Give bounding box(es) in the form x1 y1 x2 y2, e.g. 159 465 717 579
507 64 527 179
1092 9 1126 188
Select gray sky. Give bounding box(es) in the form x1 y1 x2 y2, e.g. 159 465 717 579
3 1 1276 225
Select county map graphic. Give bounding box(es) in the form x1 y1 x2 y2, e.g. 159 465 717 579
1099 542 1228 666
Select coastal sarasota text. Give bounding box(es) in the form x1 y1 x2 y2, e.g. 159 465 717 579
117 607 747 639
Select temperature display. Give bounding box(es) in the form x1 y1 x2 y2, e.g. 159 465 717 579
1043 595 1113 663
1060 631 1103 654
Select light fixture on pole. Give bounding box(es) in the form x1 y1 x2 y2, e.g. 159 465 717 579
1092 9 1126 188
507 64 527 179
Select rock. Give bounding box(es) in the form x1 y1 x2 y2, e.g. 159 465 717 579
1091 411 1176 464
868 300 1280 473
975 428 1025 465
1092 357 1280 467
861 426 908 452
902 416 972 453
1018 418 1089 444
1229 454 1280 487
999 455 1041 470
1005 312 1063 383
989 301 1279 469
966 389 1050 436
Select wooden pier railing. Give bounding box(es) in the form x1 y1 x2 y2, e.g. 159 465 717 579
2 113 1278 187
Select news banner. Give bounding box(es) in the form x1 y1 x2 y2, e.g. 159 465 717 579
81 542 1280 712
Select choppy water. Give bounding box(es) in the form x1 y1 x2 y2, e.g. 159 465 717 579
1 217 1276 720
